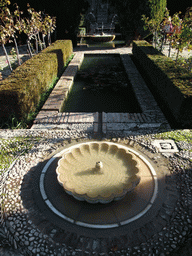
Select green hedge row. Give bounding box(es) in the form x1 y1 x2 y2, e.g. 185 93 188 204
132 40 192 126
0 40 73 120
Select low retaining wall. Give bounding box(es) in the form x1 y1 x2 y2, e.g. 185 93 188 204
132 40 192 127
40 52 84 113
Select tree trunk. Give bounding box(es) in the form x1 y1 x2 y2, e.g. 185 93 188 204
13 36 21 66
37 32 43 51
48 31 51 46
35 35 38 54
153 30 157 48
168 39 171 57
176 41 181 63
2 43 12 72
160 33 165 52
27 39 33 58
42 34 46 49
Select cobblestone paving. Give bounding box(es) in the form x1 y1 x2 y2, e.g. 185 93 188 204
0 130 192 255
32 112 99 133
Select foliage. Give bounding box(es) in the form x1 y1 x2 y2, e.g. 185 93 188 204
0 0 56 63
0 113 27 129
55 0 88 37
176 56 192 74
0 1 24 67
170 7 192 61
9 47 18 68
0 54 74 129
142 0 167 48
133 41 192 94
133 40 192 126
154 130 192 144
14 0 89 40
0 0 56 75
143 6 192 60
0 0 14 45
0 40 73 128
26 53 74 127
0 0 15 70
41 13 56 47
21 4 56 53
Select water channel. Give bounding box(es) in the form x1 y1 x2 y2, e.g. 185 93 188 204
62 54 142 113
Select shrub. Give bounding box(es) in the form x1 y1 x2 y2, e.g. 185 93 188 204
132 40 192 126
0 40 73 121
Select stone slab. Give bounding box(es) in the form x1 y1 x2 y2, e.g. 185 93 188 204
103 122 163 132
152 140 179 153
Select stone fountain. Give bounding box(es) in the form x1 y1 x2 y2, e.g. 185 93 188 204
56 141 141 203
85 3 117 42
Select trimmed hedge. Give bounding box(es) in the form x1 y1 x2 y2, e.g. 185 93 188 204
0 40 73 120
132 40 192 126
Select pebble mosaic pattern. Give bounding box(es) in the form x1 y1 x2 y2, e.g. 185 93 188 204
0 130 192 255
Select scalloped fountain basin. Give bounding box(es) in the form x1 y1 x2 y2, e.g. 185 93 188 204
56 142 141 203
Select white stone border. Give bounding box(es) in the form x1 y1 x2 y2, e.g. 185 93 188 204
39 141 158 229
152 139 179 153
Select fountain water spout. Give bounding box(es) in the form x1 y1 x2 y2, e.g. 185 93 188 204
96 161 103 169
110 14 118 31
87 12 99 34
88 12 96 23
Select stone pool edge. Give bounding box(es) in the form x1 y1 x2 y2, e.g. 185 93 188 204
31 48 171 136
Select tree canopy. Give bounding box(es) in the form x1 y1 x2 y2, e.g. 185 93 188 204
14 0 89 41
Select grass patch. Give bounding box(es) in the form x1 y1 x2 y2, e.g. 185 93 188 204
154 130 192 144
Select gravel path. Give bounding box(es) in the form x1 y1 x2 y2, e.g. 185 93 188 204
0 45 31 80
